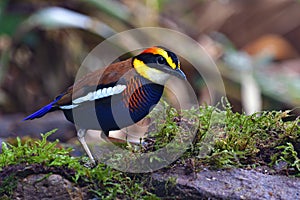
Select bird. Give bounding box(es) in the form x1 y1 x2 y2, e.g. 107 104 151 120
23 46 186 164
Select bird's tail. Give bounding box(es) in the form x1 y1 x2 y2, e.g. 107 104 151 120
23 102 55 120
23 95 63 121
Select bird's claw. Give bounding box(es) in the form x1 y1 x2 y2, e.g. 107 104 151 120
80 158 97 168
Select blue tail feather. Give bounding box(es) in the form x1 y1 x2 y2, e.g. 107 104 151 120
23 102 55 120
23 94 63 121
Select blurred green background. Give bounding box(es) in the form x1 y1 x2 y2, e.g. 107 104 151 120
0 0 300 139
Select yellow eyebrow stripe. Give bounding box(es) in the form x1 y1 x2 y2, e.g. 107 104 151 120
142 47 177 69
164 54 177 70
133 58 163 79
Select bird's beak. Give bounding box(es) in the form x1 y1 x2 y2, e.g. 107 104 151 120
174 68 186 80
160 65 187 80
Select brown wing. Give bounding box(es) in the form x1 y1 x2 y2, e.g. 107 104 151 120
56 58 133 105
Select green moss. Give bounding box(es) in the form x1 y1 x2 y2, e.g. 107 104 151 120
0 174 18 198
195 103 299 174
0 129 73 168
0 99 299 199
0 130 156 199
148 99 300 175
271 142 300 174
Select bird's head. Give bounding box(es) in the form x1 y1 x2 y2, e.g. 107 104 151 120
132 46 186 84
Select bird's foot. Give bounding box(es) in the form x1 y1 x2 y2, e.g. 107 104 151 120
80 157 97 168
141 137 155 150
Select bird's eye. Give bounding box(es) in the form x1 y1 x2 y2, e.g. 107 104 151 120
156 56 166 65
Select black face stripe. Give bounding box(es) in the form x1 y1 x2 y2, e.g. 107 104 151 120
135 52 179 69
135 53 167 65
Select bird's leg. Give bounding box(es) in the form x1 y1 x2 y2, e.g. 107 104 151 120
77 129 96 166
125 127 128 142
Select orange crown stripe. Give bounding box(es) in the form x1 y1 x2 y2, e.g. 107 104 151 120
142 47 163 55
